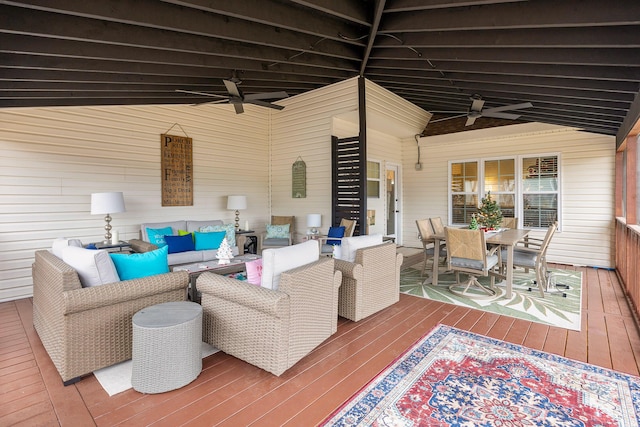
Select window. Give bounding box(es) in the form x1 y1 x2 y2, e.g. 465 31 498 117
449 154 560 229
367 160 380 198
450 161 478 224
522 156 559 228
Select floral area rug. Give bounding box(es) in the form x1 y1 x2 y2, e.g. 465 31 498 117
400 265 582 331
323 324 640 426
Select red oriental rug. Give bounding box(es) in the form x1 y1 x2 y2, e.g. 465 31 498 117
323 324 640 426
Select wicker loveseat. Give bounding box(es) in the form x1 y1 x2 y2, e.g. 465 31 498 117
32 250 189 385
198 255 341 376
334 240 403 321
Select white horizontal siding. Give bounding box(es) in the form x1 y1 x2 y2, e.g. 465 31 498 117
402 122 615 268
0 104 270 301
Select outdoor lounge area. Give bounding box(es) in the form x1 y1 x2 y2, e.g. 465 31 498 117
2 1 640 425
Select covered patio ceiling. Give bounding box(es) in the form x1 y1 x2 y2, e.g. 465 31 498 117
2 0 639 143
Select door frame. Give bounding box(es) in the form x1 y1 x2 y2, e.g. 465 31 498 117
386 162 402 245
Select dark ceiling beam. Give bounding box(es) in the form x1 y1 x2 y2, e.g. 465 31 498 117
0 6 360 70
288 0 371 26
0 97 238 108
384 0 526 13
617 90 640 147
0 53 339 86
374 26 640 48
369 47 640 67
381 0 640 32
369 72 639 95
359 0 386 76
159 0 368 40
366 60 640 82
0 35 355 81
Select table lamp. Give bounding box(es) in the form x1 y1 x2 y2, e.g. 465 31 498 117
91 192 126 243
227 195 247 230
307 214 321 235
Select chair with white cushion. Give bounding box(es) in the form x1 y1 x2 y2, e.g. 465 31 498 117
198 240 342 376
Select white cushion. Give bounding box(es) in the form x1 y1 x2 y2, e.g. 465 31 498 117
338 234 384 262
51 237 83 258
261 240 319 290
62 246 120 287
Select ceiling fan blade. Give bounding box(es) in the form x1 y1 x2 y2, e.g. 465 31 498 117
429 113 469 123
175 89 226 99
244 99 285 110
465 116 479 126
470 98 485 112
231 102 244 114
245 91 289 101
482 112 521 120
223 79 242 98
482 102 533 114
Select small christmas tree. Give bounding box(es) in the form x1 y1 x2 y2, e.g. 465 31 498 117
477 191 503 230
216 237 233 264
469 214 478 230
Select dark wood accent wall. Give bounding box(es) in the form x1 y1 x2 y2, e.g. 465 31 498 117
331 135 366 235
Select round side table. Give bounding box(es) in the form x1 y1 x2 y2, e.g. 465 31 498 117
131 301 202 394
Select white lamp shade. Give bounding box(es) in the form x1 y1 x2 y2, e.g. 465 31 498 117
307 214 322 228
227 195 247 210
90 192 126 215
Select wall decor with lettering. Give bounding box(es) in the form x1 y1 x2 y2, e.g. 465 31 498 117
292 157 306 198
161 133 193 206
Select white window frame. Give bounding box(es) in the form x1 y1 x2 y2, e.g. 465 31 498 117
448 153 561 230
367 159 381 199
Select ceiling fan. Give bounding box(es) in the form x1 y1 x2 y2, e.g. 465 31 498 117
429 95 533 126
176 75 288 114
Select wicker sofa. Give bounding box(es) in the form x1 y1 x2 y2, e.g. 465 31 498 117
334 241 403 321
198 256 341 376
32 250 189 385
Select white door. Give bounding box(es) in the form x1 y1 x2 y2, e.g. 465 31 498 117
386 163 401 243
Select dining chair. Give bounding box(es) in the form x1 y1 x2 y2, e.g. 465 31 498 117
429 217 445 235
444 227 502 299
502 221 558 297
500 217 518 229
415 219 446 276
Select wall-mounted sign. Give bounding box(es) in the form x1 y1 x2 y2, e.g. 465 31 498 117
161 133 193 206
292 157 306 198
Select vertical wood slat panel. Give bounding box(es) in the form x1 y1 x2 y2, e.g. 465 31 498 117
616 218 640 320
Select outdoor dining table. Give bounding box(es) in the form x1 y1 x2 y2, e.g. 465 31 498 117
431 228 531 299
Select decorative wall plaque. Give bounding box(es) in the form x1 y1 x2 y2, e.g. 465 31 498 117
161 133 193 206
292 157 306 198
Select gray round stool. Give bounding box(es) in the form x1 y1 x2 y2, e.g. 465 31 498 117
132 301 203 394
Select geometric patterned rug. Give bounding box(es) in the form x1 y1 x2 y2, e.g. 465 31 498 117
400 266 583 331
322 324 640 426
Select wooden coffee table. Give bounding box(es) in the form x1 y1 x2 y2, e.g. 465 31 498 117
172 254 261 303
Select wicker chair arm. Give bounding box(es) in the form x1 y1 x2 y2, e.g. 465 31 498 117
334 259 363 280
198 272 289 317
129 239 158 253
62 271 189 315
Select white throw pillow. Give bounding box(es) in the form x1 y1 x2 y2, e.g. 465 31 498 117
261 240 319 290
338 234 384 263
51 237 83 258
62 246 120 287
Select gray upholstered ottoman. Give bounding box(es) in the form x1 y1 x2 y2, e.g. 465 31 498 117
131 301 203 394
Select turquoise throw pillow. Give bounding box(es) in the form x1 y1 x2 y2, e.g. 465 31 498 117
200 223 236 247
194 231 226 250
146 226 173 247
109 246 169 280
266 224 290 239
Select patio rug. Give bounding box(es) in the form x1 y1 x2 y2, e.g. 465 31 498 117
322 324 640 426
93 342 218 396
400 264 582 331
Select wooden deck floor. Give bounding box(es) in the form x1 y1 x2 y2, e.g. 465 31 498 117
2 264 639 426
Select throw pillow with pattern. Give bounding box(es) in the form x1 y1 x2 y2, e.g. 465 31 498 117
266 224 290 239
199 223 236 247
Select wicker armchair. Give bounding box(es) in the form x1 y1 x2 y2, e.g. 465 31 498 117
32 250 189 385
334 242 403 321
198 257 341 376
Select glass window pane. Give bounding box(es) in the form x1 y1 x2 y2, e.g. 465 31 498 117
523 194 558 228
367 161 379 179
367 181 379 198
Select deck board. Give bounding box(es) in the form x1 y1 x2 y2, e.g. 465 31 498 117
1 265 639 426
